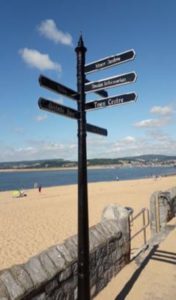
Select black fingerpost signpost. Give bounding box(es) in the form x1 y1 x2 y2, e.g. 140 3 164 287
75 36 90 300
38 35 137 300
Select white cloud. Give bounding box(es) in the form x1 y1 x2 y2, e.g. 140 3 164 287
121 136 136 143
150 105 173 116
134 118 170 128
35 114 48 122
38 19 73 46
19 48 62 72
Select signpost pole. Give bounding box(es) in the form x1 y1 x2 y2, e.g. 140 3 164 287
75 36 90 300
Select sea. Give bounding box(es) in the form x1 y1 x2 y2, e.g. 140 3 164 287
0 166 176 192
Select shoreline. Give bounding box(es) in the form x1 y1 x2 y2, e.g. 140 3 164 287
0 164 176 173
0 165 109 173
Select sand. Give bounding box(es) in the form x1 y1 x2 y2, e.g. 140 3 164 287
0 175 176 271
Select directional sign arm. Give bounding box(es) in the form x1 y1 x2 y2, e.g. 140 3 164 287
85 72 137 93
85 92 137 111
39 75 79 101
38 97 80 120
85 49 135 74
86 123 108 136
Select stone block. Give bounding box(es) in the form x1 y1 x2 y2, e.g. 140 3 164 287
97 265 104 278
102 256 110 271
95 246 107 264
46 246 66 272
11 265 33 293
32 293 46 300
59 266 72 282
102 204 130 236
108 237 118 253
168 187 176 215
72 275 78 289
96 277 106 293
90 251 97 270
104 267 114 283
0 279 9 299
45 279 58 295
62 278 75 294
56 244 73 264
111 249 116 262
74 287 77 300
167 186 176 198
116 248 123 260
39 251 58 278
100 221 114 236
90 272 97 286
91 226 106 244
95 223 110 239
64 236 78 260
113 263 121 275
90 284 96 298
89 230 100 251
71 262 78 275
105 220 120 235
49 288 66 300
0 270 24 300
24 256 48 288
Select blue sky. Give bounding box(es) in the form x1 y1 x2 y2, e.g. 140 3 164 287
0 0 176 162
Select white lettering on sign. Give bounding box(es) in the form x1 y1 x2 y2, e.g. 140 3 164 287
89 77 127 90
107 57 121 65
85 92 137 111
95 62 106 68
92 82 104 89
94 101 106 108
48 103 64 114
108 97 124 105
104 77 126 87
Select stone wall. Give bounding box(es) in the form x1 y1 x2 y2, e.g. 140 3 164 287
0 204 130 300
150 186 176 234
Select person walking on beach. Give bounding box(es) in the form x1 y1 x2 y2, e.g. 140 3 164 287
38 185 42 192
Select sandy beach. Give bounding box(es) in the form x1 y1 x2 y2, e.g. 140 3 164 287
0 175 176 271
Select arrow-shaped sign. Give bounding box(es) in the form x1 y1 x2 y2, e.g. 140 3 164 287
86 123 108 136
38 98 79 120
39 75 79 101
85 92 137 111
85 72 137 93
85 49 135 74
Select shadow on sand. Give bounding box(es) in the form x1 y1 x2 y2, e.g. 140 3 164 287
115 245 158 300
115 245 176 300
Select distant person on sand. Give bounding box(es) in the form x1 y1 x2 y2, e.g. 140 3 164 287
34 182 38 189
38 185 42 192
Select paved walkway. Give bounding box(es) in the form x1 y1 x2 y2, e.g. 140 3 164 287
95 219 176 300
